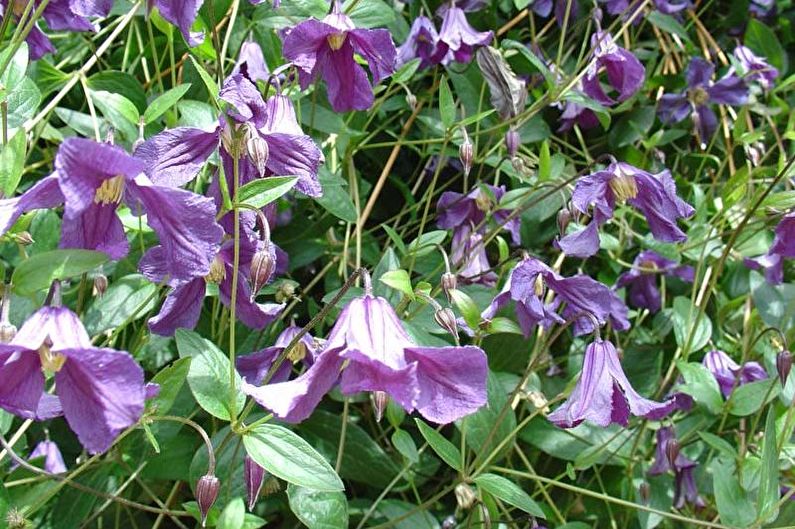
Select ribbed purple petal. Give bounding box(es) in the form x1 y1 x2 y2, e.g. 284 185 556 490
148 279 206 336
0 175 64 236
27 440 67 473
60 202 129 260
0 346 46 420
263 133 322 197
152 0 204 46
348 28 397 85
135 127 219 187
339 349 420 411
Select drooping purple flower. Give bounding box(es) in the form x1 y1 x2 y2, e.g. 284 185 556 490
14 440 67 474
557 162 695 258
397 15 441 70
615 250 694 313
597 0 691 19
526 0 579 26
280 0 396 112
437 185 521 245
482 256 630 337
702 349 768 398
581 31 645 106
432 4 493 65
557 100 601 132
233 41 271 83
149 0 261 47
136 74 322 197
236 324 318 385
0 304 145 454
449 227 497 286
732 45 779 91
648 426 705 509
548 339 676 428
244 455 266 511
749 0 776 20
744 211 795 284
242 273 488 424
658 57 749 146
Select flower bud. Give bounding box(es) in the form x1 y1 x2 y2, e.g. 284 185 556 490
246 130 270 177
442 515 457 529
557 209 571 237
244 455 265 511
505 128 520 158
459 130 473 177
665 438 680 469
93 274 108 298
371 391 388 422
478 503 491 529
12 231 34 245
441 272 457 303
196 474 220 527
275 281 296 303
406 92 417 111
434 307 459 342
455 483 477 510
0 322 17 344
777 350 792 386
249 244 277 300
639 482 650 504
220 125 238 158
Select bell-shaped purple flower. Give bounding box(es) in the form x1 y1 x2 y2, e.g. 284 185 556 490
397 15 441 70
482 256 630 337
236 324 318 385
242 273 488 424
733 45 779 91
136 73 323 197
432 4 493 65
557 162 695 258
548 339 676 428
280 0 396 112
526 0 579 26
233 41 271 83
745 211 795 284
21 440 67 474
658 57 749 146
615 250 694 312
581 31 645 106
648 426 705 509
702 349 768 398
0 305 145 454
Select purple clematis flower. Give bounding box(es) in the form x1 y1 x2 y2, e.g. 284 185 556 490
236 324 318 385
745 211 795 284
557 162 695 258
702 349 768 398
548 339 675 428
136 73 323 197
432 3 493 65
483 256 630 337
149 0 262 47
598 0 691 19
615 250 694 313
581 31 645 106
449 227 497 286
732 45 779 91
24 440 67 474
527 0 579 26
233 41 271 83
242 272 488 424
658 57 748 146
397 15 441 70
648 426 706 509
0 303 145 454
280 0 396 112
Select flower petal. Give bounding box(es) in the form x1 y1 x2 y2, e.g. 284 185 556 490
148 279 207 336
135 127 219 187
0 347 46 420
59 202 129 260
339 349 420 411
0 175 64 236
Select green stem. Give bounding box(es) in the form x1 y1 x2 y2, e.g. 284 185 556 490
229 149 241 423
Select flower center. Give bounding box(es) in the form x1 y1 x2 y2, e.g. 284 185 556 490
327 32 347 51
640 260 658 272
39 344 66 373
534 274 546 297
609 172 638 202
475 192 492 212
94 175 125 205
688 86 710 106
286 342 308 363
205 255 226 284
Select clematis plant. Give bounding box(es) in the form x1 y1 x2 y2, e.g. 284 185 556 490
615 250 694 313
242 270 488 424
581 31 645 106
432 2 493 65
702 349 767 398
648 426 706 509
745 211 795 284
280 0 397 112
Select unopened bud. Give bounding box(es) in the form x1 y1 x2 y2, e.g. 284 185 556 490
459 130 473 177
455 483 477 510
196 474 220 527
244 456 265 511
442 515 457 529
371 391 388 422
93 274 108 298
434 307 459 341
665 438 680 468
406 92 417 111
505 128 520 158
639 482 650 504
249 245 277 300
13 231 34 245
246 130 270 176
557 209 571 237
777 350 792 386
220 125 237 157
0 322 17 344
104 128 115 145
478 503 491 529
275 281 296 303
262 476 282 495
441 272 457 304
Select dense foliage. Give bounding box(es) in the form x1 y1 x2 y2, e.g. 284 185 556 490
0 0 794 528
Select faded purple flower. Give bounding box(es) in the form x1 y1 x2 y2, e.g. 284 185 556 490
581 31 645 106
482 256 630 337
658 57 748 146
548 339 676 428
20 440 67 474
733 45 779 90
557 162 695 258
280 0 396 111
233 41 270 83
242 273 488 424
236 324 317 385
615 250 694 312
397 15 441 70
703 349 768 398
648 426 705 509
0 304 145 454
432 4 493 65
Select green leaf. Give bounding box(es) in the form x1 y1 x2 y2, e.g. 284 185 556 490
406 230 447 258
147 357 192 415
0 129 26 196
449 288 480 331
672 296 712 353
12 249 108 296
676 361 723 414
316 167 358 223
745 19 787 74
391 429 419 464
344 0 395 28
697 431 736 458
5 77 41 129
84 274 158 335
237 176 298 209
503 40 555 89
217 497 245 529
243 423 344 491
415 418 462 472
175 329 245 420
713 458 755 528
90 90 140 126
439 75 455 129
474 473 545 518
392 58 421 84
143 84 192 124
379 269 414 299
189 55 219 100
0 42 28 98
287 484 349 529
538 140 551 181
728 378 779 416
647 12 691 43
758 409 779 523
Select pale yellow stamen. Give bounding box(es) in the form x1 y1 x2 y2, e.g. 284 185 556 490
94 175 125 205
286 342 308 364
327 32 347 50
609 173 638 202
475 192 492 212
39 344 66 373
689 86 710 106
534 275 545 297
204 256 226 284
